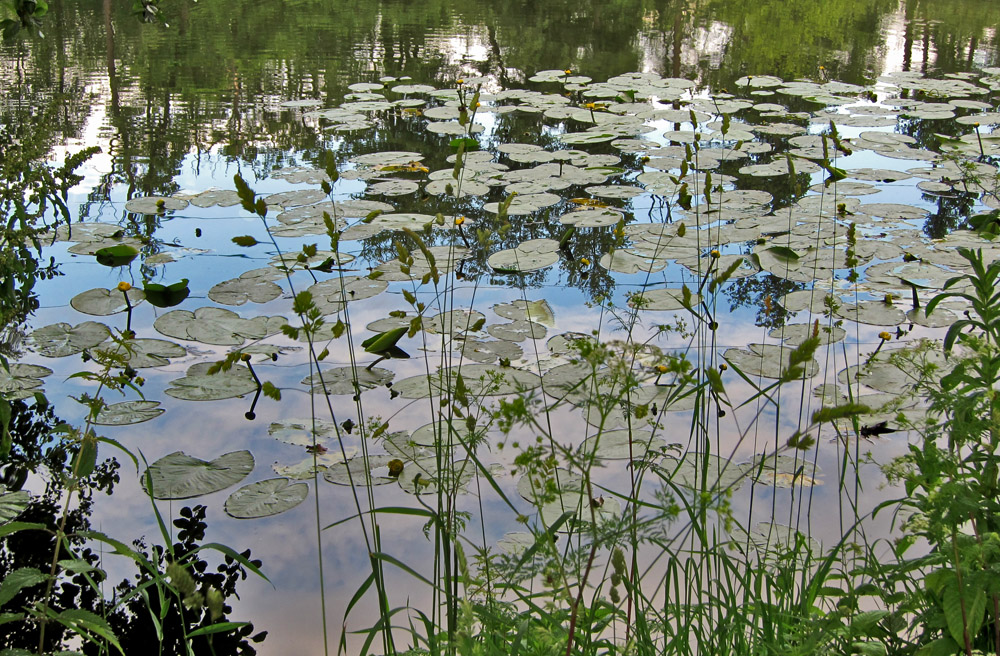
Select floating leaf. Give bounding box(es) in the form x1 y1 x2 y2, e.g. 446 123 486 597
154 307 285 346
93 400 165 426
71 288 146 316
30 322 111 357
164 362 258 401
124 196 188 214
142 279 190 308
300 366 394 395
224 479 308 518
94 244 140 267
142 451 254 500
0 364 53 400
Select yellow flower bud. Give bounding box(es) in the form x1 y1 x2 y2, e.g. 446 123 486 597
878 331 891 341
710 250 721 259
240 353 252 362
117 282 132 292
580 257 590 266
455 216 466 226
564 69 572 75
456 79 464 85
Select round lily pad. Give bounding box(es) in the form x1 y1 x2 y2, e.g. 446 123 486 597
71 288 146 316
94 400 165 426
164 362 258 401
142 450 254 500
30 321 111 357
124 196 188 214
224 478 308 519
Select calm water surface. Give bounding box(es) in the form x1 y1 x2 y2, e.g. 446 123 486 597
2 0 1000 653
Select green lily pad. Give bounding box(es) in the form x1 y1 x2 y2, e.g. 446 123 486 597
487 320 547 342
663 453 751 493
70 288 146 316
224 479 308 519
30 322 111 357
95 244 140 267
142 279 190 308
492 299 555 326
142 450 254 500
93 400 165 426
119 338 187 368
164 362 258 401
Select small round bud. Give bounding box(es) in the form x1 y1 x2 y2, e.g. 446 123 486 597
117 282 132 292
240 353 251 362
245 411 256 421
710 250 721 259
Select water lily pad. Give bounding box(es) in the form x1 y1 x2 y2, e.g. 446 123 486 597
834 301 907 326
628 288 699 311
723 344 819 379
487 320 547 342
124 196 188 214
0 364 53 400
154 307 286 346
71 288 146 316
301 366 394 395
488 239 560 273
392 364 541 398
120 338 187 368
93 400 165 425
224 478 308 519
273 450 358 480
269 420 339 446
454 338 523 364
749 454 823 488
164 362 258 401
493 299 555 326
30 321 111 357
208 270 283 306
424 309 486 335
322 455 397 486
579 429 665 460
142 450 254 500
663 453 750 493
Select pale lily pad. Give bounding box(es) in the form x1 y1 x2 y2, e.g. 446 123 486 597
454 338 524 364
142 450 254 500
154 307 286 346
93 400 165 426
273 449 358 480
559 208 623 227
322 455 397 486
769 323 846 346
628 288 699 311
301 366 394 395
208 271 283 306
392 364 541 398
70 288 146 316
497 531 535 555
120 338 187 368
579 429 665 460
488 239 560 273
124 196 188 214
367 180 421 196
723 344 819 380
269 420 339 446
749 454 823 488
224 479 308 518
424 309 486 335
0 364 53 400
834 301 907 326
493 299 555 326
663 453 750 493
30 321 111 357
164 362 258 401
487 320 547 342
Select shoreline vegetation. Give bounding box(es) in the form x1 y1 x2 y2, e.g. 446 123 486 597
4 4 1000 655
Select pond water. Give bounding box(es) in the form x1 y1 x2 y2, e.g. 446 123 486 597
3 0 1000 654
